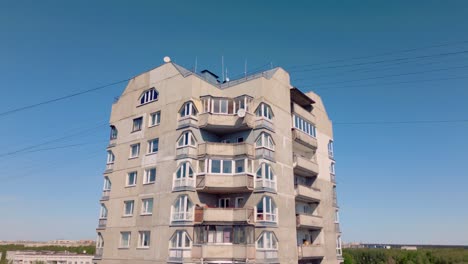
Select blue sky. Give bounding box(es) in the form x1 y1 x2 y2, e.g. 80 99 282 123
0 1 467 244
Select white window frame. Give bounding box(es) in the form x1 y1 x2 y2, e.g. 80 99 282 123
218 198 230 208
138 231 151 248
106 151 115 164
141 198 153 215
110 125 118 140
206 158 253 175
149 111 161 127
255 132 275 150
99 204 108 219
123 200 134 216
132 117 143 132
330 162 336 175
170 230 192 249
126 171 137 187
180 101 197 118
103 176 111 191
255 163 276 190
328 140 334 158
139 88 158 105
255 103 273 120
256 196 278 223
256 231 278 250
293 114 316 138
148 138 159 154
129 143 140 158
177 131 197 148
120 232 131 248
96 233 104 248
171 195 194 222
173 161 195 189
144 168 156 184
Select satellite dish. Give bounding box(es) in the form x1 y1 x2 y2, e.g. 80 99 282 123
237 108 246 118
163 56 171 63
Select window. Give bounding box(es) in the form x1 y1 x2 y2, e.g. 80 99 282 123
120 232 131 248
99 204 108 219
172 195 193 222
256 163 276 190
132 117 143 132
103 177 111 191
293 114 316 137
138 231 151 248
257 231 278 250
123 200 134 216
255 133 275 150
177 131 196 147
334 210 340 223
174 162 194 188
206 158 252 174
139 88 158 105
144 168 156 184
218 198 230 208
141 198 153 215
328 140 334 158
130 143 140 158
336 235 343 256
235 159 245 173
106 151 115 164
170 230 191 249
180 102 198 118
235 197 244 208
194 225 254 244
255 103 273 120
149 111 161 126
222 160 232 174
237 137 244 143
148 138 159 154
256 196 277 222
201 96 253 114
110 125 118 140
330 162 336 175
126 171 137 186
96 233 104 248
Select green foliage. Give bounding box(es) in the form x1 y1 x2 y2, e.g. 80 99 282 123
0 244 94 264
343 248 468 264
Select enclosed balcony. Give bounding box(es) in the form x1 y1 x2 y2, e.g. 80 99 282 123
100 190 110 201
296 214 323 229
191 244 256 260
194 207 254 223
97 219 107 229
196 174 254 193
198 142 254 158
295 184 321 202
93 248 103 260
298 245 325 259
292 128 318 150
294 155 319 176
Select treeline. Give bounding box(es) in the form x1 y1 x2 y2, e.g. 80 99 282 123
0 244 95 264
344 248 468 264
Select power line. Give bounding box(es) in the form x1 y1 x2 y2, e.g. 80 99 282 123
0 79 129 118
334 119 468 125
288 39 468 69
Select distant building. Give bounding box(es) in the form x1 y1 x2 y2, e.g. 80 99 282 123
401 246 417 251
6 250 93 264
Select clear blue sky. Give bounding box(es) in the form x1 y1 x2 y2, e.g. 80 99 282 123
1 1 467 244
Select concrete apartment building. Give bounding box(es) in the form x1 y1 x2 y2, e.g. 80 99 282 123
93 59 343 264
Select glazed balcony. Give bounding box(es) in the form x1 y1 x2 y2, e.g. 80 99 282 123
198 112 255 133
296 214 323 229
292 103 316 125
194 207 254 223
168 248 191 262
295 184 321 202
100 190 110 201
294 155 319 176
97 218 107 229
255 117 275 131
335 222 341 233
93 248 103 260
256 250 279 262
196 174 254 193
298 245 325 259
292 128 318 149
192 244 256 260
198 142 254 158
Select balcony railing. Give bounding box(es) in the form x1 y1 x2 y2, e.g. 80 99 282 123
194 207 254 223
171 211 194 222
335 222 341 233
101 190 110 201
296 214 323 229
198 142 254 157
173 178 195 191
255 178 277 192
331 173 336 183
292 128 318 149
105 163 114 172
196 174 254 193
198 112 255 133
293 155 319 176
191 244 256 260
97 218 107 229
168 248 191 261
256 249 278 260
294 184 321 202
254 117 274 131
298 245 325 259
93 248 103 260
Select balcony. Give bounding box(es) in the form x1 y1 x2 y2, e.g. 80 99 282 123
295 184 321 202
100 190 110 201
194 207 254 223
93 248 103 260
256 250 279 262
168 248 191 262
198 142 254 157
196 174 254 193
176 146 198 159
335 222 341 233
173 177 196 191
97 219 107 229
255 117 275 131
255 147 275 161
292 128 318 149
331 173 336 183
255 178 277 192
298 245 325 259
198 112 255 134
105 163 114 172
294 155 319 176
192 244 256 260
177 116 198 129
296 214 323 229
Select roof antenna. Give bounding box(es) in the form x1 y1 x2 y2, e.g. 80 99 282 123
194 56 198 73
221 56 225 82
225 67 229 82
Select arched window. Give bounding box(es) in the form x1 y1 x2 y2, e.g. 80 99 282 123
255 133 275 150
256 163 276 190
255 103 273 120
257 231 278 250
110 125 118 140
177 131 197 147
180 101 198 118
256 196 277 223
174 162 195 189
96 233 104 248
170 230 192 249
106 151 115 164
103 176 111 191
99 204 108 219
172 195 194 222
140 88 159 105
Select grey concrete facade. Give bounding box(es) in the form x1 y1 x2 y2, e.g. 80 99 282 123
93 61 342 264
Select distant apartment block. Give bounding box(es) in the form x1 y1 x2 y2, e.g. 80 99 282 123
7 251 93 264
93 59 343 263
